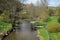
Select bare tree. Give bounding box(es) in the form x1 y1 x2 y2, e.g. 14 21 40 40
39 0 48 22
41 0 48 7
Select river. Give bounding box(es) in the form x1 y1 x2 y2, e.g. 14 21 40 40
3 20 38 40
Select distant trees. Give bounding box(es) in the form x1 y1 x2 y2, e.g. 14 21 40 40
48 9 54 16
0 0 23 13
38 0 48 22
21 3 37 20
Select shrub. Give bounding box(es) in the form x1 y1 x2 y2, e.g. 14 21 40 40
46 22 60 32
34 22 44 26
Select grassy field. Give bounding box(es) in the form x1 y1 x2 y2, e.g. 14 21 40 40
0 20 12 33
39 28 60 40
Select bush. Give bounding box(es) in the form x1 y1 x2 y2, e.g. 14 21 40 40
34 22 44 26
46 22 60 32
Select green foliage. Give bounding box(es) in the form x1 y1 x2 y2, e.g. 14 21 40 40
34 22 44 26
46 16 60 32
0 10 11 23
46 16 58 23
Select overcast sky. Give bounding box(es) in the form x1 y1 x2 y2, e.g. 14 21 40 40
23 0 60 7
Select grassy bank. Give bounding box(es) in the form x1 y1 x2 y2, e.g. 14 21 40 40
39 28 60 40
0 20 12 33
39 28 48 40
49 32 60 40
36 16 60 40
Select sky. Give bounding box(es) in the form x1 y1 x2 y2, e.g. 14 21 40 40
48 0 60 7
23 0 37 4
23 0 60 7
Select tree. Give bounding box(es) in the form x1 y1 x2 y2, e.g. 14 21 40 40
38 0 48 22
41 0 48 8
0 0 23 28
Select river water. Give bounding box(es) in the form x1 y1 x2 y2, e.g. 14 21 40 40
3 20 38 40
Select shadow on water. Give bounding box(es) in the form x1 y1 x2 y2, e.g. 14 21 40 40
3 20 38 40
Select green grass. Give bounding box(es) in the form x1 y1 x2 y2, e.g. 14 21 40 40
39 28 48 40
49 32 60 40
46 16 60 32
0 20 12 33
49 33 55 40
46 16 60 40
46 16 58 23
39 28 60 40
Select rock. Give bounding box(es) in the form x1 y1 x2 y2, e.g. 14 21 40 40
0 33 3 35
